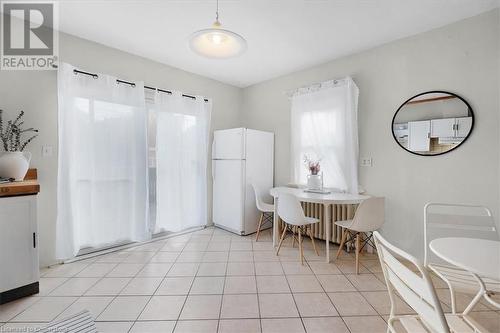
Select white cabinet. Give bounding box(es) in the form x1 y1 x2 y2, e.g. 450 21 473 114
456 117 473 137
408 120 430 152
431 118 455 138
0 195 38 303
430 117 473 139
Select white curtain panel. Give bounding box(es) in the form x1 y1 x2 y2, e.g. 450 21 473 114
56 63 149 259
290 77 359 194
153 91 211 233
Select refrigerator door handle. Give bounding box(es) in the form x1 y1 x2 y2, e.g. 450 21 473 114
211 140 215 159
212 160 215 181
241 129 246 159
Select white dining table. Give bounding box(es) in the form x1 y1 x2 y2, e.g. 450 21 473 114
269 186 369 263
430 237 500 312
429 237 500 281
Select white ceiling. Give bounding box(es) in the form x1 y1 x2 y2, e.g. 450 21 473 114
57 0 499 87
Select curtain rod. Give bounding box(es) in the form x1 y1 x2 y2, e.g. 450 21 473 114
284 77 349 99
55 66 209 103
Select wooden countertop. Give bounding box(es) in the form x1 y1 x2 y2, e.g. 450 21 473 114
0 169 40 197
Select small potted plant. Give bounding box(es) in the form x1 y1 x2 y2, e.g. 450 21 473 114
0 110 38 181
303 155 323 190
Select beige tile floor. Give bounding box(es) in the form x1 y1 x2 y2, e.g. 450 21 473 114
1 227 499 333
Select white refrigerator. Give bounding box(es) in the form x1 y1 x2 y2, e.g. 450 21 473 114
212 128 274 235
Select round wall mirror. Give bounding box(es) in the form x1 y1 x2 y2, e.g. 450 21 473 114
392 91 474 156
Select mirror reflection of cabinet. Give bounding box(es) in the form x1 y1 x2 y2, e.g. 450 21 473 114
392 91 474 156
431 117 472 139
431 118 455 138
456 117 473 137
408 120 430 152
393 123 408 148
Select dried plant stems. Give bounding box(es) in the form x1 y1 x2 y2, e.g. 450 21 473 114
0 109 38 152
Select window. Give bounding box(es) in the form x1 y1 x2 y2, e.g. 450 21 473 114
290 78 359 193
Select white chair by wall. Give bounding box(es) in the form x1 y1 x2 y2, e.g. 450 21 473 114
424 203 500 314
373 231 488 333
276 193 320 264
335 197 385 274
252 184 275 241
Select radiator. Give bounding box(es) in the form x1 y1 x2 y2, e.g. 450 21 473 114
279 203 357 244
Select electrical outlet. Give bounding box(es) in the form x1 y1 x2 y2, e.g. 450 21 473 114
42 145 53 157
360 157 372 167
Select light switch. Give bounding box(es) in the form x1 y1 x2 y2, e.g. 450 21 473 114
360 157 372 167
42 145 53 157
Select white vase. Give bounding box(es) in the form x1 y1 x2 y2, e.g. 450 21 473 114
0 151 32 181
307 174 323 190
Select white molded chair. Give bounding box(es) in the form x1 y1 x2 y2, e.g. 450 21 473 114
335 197 385 274
373 231 489 333
276 193 320 264
424 203 500 314
252 184 274 241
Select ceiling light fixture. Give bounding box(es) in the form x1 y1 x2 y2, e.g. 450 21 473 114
189 0 247 58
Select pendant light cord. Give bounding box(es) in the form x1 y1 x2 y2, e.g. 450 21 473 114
215 0 219 22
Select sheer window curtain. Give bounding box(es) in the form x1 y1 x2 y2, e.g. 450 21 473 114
56 63 149 259
151 91 211 233
290 77 359 194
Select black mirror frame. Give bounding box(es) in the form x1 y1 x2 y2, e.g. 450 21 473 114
392 90 474 157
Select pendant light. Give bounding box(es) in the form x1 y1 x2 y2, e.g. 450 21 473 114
189 0 247 58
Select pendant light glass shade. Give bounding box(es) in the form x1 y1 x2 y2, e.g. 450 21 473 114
189 26 246 58
189 0 246 58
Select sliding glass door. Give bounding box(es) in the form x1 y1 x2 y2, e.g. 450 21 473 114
147 101 158 235
56 63 211 260
148 91 211 234
56 63 149 259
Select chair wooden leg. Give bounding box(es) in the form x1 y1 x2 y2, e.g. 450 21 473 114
355 233 360 275
292 226 297 247
359 232 364 256
255 212 264 242
298 227 304 265
269 213 274 237
276 218 281 241
276 224 288 256
309 226 319 256
336 228 347 260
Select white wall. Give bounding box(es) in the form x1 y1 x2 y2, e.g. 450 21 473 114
241 9 500 258
0 32 242 267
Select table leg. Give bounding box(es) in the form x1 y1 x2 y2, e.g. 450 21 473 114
324 203 331 263
273 197 279 247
